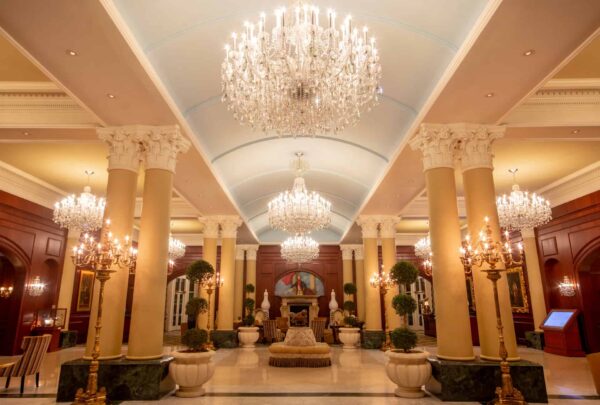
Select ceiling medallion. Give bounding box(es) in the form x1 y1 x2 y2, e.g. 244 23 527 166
496 169 552 231
281 234 319 264
53 170 106 232
268 152 331 234
221 2 382 136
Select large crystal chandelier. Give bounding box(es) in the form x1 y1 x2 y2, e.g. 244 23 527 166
414 234 432 276
268 153 331 234
497 169 552 231
221 2 382 136
281 234 319 264
53 170 105 232
169 236 186 261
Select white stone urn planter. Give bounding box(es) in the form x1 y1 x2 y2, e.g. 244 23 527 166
238 326 260 348
385 350 432 398
169 350 215 397
338 327 360 349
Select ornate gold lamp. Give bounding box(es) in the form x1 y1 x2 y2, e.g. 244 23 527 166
369 268 394 351
459 217 526 405
201 271 224 331
70 219 136 405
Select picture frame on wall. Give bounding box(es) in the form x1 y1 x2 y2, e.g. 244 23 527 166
76 270 95 312
506 266 529 313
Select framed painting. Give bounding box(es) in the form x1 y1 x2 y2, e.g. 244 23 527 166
76 270 95 312
506 266 529 313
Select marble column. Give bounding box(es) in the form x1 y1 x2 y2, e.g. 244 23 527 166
340 245 354 301
85 126 142 359
380 216 402 330
234 246 245 322
198 217 219 330
127 126 190 360
410 123 474 361
216 216 242 331
57 231 81 329
356 216 382 330
354 246 366 321
457 123 518 361
521 228 546 331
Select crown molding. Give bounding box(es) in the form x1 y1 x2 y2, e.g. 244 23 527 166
536 161 600 207
0 160 65 208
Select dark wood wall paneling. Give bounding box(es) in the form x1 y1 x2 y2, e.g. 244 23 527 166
536 190 600 352
256 245 342 319
0 190 67 355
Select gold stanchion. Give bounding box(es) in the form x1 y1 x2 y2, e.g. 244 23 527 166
200 271 223 347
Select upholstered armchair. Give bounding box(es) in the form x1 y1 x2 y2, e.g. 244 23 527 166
263 319 284 343
0 334 52 394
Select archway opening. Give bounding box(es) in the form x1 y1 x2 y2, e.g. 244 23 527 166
577 246 600 352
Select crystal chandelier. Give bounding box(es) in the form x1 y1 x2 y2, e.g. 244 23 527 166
497 169 552 232
169 236 186 261
53 170 105 232
221 2 382 136
414 235 432 276
27 276 46 297
281 234 319 264
268 153 331 234
558 275 576 297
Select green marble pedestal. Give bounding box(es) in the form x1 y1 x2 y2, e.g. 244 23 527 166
361 330 385 349
211 330 238 348
57 356 174 402
426 357 548 403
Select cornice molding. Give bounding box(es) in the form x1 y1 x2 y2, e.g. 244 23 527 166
0 160 65 208
537 161 600 207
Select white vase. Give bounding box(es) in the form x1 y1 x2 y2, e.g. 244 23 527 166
385 350 432 398
238 326 259 348
338 327 360 349
329 289 339 311
261 290 270 311
169 350 215 397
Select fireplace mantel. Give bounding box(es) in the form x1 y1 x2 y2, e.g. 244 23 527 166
279 295 320 326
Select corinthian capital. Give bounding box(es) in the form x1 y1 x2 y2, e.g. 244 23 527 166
218 215 243 239
340 245 354 261
199 216 220 239
379 215 401 238
97 126 143 172
410 123 458 171
356 216 379 239
453 123 505 172
140 125 191 173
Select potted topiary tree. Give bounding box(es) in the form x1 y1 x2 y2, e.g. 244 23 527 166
385 260 431 398
185 260 215 327
238 284 259 348
339 282 360 349
185 297 208 331
169 328 215 397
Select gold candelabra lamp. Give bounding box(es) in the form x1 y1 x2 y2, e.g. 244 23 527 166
70 219 137 405
201 271 224 331
0 285 13 299
369 267 395 351
459 217 526 405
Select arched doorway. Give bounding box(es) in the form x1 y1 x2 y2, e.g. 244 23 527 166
577 246 600 352
0 246 28 355
165 276 191 332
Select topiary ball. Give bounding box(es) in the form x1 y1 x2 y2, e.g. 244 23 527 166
244 297 255 312
343 282 357 295
182 328 209 351
245 283 255 293
343 316 358 327
390 261 419 285
342 300 356 312
392 294 417 317
390 327 418 352
185 260 215 284
185 297 208 317
243 315 255 327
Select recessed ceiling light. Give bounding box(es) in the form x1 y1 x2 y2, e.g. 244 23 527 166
106 93 116 99
23 131 30 136
523 49 535 56
66 49 77 56
572 129 580 134
485 92 494 98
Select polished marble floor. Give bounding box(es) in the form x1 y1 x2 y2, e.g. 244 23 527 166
0 342 597 404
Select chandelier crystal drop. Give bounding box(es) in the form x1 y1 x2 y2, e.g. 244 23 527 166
281 234 319 264
53 171 105 232
221 2 382 136
496 169 552 231
268 153 331 234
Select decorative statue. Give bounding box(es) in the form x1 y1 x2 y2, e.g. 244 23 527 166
261 289 271 311
329 289 339 311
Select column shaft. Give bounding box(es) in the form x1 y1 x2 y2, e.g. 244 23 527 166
381 237 401 329
216 237 236 330
463 167 519 360
233 249 244 322
57 232 81 329
522 229 546 331
127 169 173 359
355 255 365 321
362 237 381 330
427 167 475 360
85 169 138 359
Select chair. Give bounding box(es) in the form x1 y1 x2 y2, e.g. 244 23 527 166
310 318 327 342
275 317 289 334
0 334 52 394
263 319 284 343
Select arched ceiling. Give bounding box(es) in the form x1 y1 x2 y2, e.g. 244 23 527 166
111 0 489 242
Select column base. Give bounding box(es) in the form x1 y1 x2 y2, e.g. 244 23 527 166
426 357 547 403
57 356 174 402
525 330 544 350
211 330 238 348
361 330 385 349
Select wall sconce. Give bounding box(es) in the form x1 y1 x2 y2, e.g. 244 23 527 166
558 275 576 297
0 286 13 298
27 276 46 297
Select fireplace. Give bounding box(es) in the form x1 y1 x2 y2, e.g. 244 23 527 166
289 304 310 326
279 295 320 327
